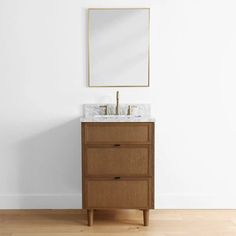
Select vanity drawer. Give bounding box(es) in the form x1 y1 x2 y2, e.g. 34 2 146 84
85 179 151 209
85 146 151 176
83 123 153 144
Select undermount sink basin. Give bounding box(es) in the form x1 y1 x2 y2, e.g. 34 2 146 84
94 115 142 119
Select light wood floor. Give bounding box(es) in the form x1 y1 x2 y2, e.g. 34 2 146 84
1 210 236 236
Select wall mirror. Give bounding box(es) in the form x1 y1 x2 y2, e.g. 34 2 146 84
88 8 150 87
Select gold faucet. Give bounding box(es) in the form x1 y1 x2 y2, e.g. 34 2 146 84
99 105 108 115
115 91 119 115
127 105 131 115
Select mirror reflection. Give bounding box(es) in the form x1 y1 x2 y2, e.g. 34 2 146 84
88 8 150 87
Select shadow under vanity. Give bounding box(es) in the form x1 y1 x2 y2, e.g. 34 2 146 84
81 103 155 226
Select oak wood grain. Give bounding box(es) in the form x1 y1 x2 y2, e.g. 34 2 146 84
83 122 152 144
86 179 150 209
82 122 155 226
85 145 150 176
1 210 236 235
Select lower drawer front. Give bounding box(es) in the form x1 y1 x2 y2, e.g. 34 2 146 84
86 179 150 209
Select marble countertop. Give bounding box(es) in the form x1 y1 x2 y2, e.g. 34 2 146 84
81 104 155 122
80 116 155 122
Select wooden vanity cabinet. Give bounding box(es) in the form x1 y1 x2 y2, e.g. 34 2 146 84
82 122 155 226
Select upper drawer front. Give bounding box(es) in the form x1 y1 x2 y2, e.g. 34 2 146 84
84 123 153 144
86 146 150 176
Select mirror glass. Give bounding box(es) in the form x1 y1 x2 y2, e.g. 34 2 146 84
88 8 150 87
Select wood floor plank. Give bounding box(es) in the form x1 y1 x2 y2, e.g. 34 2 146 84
1 210 236 235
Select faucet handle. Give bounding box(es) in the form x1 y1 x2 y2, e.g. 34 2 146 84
99 105 108 115
127 105 137 115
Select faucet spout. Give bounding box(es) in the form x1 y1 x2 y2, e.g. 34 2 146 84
115 91 119 115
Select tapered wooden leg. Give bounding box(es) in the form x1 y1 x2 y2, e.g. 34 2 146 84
143 209 149 226
87 209 94 226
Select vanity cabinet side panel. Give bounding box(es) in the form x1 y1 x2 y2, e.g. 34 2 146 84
149 122 155 209
82 122 87 209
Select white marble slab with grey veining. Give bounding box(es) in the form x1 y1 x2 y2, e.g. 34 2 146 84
81 104 155 122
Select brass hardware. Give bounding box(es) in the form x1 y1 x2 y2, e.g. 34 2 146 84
88 8 150 87
127 105 137 115
116 91 119 115
127 105 131 115
99 105 108 115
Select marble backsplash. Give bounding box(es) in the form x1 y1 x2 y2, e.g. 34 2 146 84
83 104 151 117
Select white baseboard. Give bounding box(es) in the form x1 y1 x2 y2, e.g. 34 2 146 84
157 194 236 209
0 194 82 209
1 193 236 209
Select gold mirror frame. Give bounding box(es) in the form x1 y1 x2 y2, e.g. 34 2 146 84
88 8 150 87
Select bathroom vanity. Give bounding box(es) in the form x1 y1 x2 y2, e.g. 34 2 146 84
84 7 152 225
81 104 155 226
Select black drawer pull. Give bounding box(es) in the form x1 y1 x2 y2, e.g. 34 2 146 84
114 176 121 180
113 144 121 147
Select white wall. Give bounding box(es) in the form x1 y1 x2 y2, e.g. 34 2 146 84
1 0 236 209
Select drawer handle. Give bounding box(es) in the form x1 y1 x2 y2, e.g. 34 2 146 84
113 144 121 147
114 176 121 180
